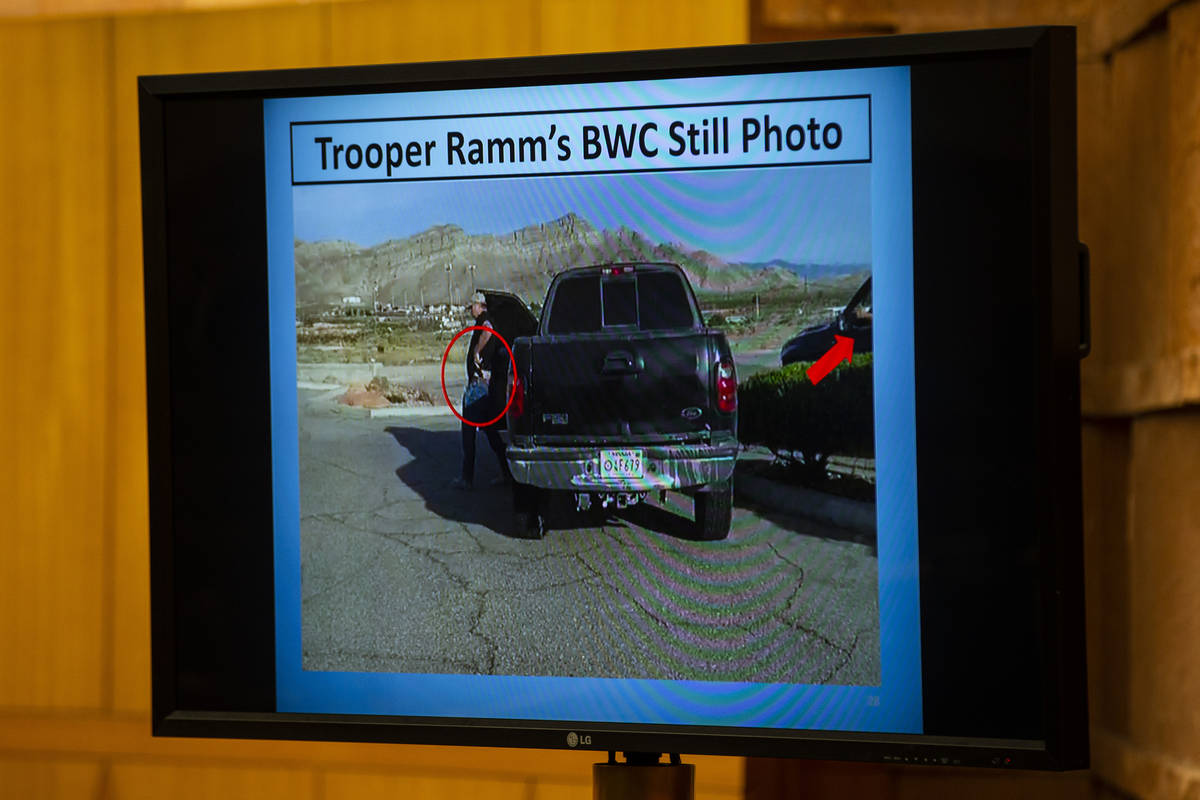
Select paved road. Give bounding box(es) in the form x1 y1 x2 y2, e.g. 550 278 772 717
299 387 880 685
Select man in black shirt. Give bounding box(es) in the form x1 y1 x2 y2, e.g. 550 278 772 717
451 291 509 489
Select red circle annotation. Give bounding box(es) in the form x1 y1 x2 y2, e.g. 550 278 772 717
439 325 517 428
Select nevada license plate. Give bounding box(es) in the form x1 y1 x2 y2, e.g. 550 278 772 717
600 449 644 479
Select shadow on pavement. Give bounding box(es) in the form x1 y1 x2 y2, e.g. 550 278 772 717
539 493 703 542
385 425 521 538
744 499 877 556
612 501 703 541
732 468 877 554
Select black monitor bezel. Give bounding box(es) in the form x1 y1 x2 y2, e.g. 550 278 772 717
141 25 1087 770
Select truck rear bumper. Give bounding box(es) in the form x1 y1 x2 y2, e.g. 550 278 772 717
506 444 737 492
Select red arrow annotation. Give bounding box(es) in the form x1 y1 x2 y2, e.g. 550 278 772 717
805 335 855 385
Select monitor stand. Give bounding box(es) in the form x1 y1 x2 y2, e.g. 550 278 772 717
594 752 694 800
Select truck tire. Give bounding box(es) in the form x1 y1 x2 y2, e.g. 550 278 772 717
512 484 544 539
694 480 733 541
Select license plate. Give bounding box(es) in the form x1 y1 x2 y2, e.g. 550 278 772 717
600 449 644 479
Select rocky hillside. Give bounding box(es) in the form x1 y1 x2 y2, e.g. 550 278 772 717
294 213 856 310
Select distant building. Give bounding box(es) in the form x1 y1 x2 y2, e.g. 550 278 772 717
340 295 368 316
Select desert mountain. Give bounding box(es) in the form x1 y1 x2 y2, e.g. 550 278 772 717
293 213 862 310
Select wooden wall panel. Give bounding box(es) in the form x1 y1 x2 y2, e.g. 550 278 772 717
329 0 540 66
755 0 1176 59
108 3 329 713
539 0 748 55
113 4 329 75
754 0 1111 51
758 0 1089 33
892 769 1094 800
745 758 1094 800
1088 0 1177 55
0 0 39 17
36 0 129 16
0 758 103 800
1079 10 1200 416
745 759 894 799
532 780 591 800
1106 32 1168 377
1 0 364 20
1091 728 1200 800
323 769 530 800
1167 1 1200 406
108 762 314 800
532 771 745 800
1127 410 1200 766
0 16 113 711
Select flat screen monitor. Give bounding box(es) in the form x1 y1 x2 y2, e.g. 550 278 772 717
141 25 1088 771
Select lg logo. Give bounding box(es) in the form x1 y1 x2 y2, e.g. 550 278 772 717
566 732 592 747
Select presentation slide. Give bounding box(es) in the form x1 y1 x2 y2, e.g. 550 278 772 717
264 65 921 734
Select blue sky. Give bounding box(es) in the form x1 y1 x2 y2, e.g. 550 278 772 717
292 164 871 265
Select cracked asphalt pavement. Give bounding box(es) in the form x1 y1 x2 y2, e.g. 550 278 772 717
299 387 880 685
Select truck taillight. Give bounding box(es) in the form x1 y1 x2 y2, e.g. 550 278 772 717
508 367 525 420
716 359 737 413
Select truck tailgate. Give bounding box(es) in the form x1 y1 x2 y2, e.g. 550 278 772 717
528 331 719 441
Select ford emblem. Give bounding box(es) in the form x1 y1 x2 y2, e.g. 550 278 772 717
681 407 702 420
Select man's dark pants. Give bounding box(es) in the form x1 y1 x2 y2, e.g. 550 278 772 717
461 392 508 484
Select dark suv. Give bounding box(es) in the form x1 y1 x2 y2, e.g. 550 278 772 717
781 277 872 366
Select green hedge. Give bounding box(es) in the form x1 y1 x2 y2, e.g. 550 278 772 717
739 353 875 474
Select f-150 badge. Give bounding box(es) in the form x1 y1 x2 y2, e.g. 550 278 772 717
542 413 568 425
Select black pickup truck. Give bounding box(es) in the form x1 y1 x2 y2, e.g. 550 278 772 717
502 263 738 540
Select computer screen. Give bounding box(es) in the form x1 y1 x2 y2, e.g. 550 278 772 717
142 26 1087 770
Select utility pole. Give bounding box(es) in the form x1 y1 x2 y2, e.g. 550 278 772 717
445 263 453 309
468 263 476 292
